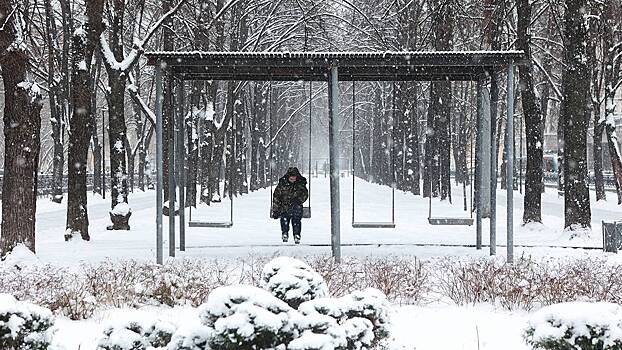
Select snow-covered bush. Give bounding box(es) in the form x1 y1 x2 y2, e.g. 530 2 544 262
261 257 329 309
344 289 391 342
524 302 622 350
0 294 55 350
166 325 211 350
289 312 347 350
298 288 391 348
98 317 176 350
340 318 375 350
199 285 295 350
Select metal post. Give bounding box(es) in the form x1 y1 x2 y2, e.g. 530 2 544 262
168 73 176 258
506 62 515 263
328 66 341 262
520 114 523 194
475 79 483 250
154 64 164 264
177 79 186 252
101 109 106 199
490 73 498 256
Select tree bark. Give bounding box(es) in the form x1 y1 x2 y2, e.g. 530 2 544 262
516 0 544 223
602 0 622 204
561 0 592 229
43 0 65 203
65 0 105 240
104 0 131 230
0 2 43 256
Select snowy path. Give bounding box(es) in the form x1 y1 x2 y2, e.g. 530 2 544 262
25 176 621 264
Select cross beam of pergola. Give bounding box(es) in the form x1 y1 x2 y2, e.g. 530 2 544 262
145 50 525 264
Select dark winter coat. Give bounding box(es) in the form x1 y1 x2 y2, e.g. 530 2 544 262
271 167 309 218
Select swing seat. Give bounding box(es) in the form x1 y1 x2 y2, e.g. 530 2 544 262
352 222 396 229
189 221 233 228
428 217 474 226
269 207 312 219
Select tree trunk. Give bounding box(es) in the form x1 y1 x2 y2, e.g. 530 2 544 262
44 0 65 203
104 0 131 230
517 0 544 223
562 0 591 230
602 0 622 204
65 0 104 240
0 3 43 256
186 82 201 206
91 54 103 197
593 121 606 200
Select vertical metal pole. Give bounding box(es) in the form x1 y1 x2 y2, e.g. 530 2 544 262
328 66 341 262
506 62 515 263
168 74 176 258
177 79 186 252
102 109 106 199
155 64 164 264
520 114 523 194
352 81 355 226
475 79 483 250
490 73 498 256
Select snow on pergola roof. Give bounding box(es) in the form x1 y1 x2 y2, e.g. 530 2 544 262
145 50 525 81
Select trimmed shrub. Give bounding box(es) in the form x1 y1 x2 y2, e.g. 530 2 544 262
97 317 176 350
199 285 295 350
524 302 622 350
0 293 54 350
289 313 347 350
299 288 391 348
344 288 391 343
166 325 211 350
261 257 329 309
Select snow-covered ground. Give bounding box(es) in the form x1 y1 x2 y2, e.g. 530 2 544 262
47 303 532 350
28 174 619 264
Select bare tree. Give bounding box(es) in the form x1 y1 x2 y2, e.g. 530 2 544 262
0 1 43 255
517 0 544 223
561 0 591 230
65 0 106 241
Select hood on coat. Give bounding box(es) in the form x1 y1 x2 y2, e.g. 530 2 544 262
279 167 307 185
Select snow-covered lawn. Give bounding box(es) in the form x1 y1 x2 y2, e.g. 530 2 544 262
45 304 532 350
25 175 621 264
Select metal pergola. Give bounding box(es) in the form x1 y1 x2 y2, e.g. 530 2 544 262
145 50 525 264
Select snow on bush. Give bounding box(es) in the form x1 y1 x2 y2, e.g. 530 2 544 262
344 289 391 342
298 288 391 348
0 293 54 350
261 257 329 309
289 312 347 350
198 285 295 350
97 316 176 350
166 325 211 350
524 302 622 350
340 318 375 350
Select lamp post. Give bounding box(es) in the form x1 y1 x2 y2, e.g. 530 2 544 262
102 108 107 199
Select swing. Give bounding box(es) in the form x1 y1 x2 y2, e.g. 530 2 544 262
268 81 312 219
189 98 234 228
427 95 474 227
351 81 396 229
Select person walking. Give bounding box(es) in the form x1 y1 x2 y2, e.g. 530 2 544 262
271 167 309 244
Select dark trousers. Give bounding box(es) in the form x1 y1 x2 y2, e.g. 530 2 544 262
280 204 302 238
